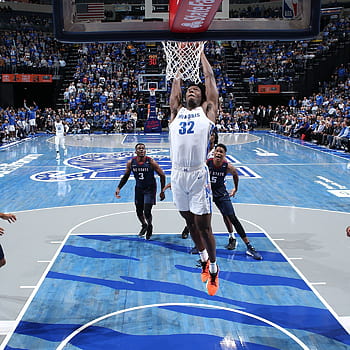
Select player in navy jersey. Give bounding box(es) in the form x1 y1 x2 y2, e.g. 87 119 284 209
0 212 17 268
115 143 165 240
207 143 262 260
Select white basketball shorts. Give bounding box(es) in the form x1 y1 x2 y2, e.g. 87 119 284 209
55 135 65 148
171 165 212 215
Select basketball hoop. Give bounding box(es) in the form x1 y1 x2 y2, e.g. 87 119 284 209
149 87 156 96
162 41 205 83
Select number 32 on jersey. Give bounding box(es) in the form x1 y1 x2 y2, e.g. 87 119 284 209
179 121 194 134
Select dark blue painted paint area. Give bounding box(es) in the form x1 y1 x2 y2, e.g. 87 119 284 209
10 321 80 342
6 231 350 349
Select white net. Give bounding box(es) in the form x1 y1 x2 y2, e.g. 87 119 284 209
162 41 205 84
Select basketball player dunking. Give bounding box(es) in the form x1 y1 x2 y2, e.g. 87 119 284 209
168 48 219 296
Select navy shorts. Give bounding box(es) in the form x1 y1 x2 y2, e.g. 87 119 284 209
0 244 4 260
134 186 156 206
213 195 235 216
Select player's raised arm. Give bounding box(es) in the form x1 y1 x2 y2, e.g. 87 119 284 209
201 51 218 124
169 78 182 123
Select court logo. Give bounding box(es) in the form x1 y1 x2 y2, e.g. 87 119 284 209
31 150 172 182
30 150 261 182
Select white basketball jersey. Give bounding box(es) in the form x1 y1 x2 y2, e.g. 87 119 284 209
169 106 215 168
55 121 65 137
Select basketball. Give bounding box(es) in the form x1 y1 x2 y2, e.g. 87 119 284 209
346 226 350 237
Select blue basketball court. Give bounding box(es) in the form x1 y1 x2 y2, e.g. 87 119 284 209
0 131 349 349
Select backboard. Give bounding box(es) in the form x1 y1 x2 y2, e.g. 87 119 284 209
138 74 167 92
53 0 321 43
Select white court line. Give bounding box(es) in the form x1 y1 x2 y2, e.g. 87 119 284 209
289 258 304 260
243 162 350 166
272 238 285 241
12 200 350 216
50 241 63 244
70 232 188 236
310 282 327 286
339 317 350 333
19 286 36 289
56 303 310 350
37 260 51 263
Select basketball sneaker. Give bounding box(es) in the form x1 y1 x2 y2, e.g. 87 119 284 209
200 260 209 282
145 224 153 240
246 246 263 260
207 268 219 296
225 237 238 250
181 226 189 239
138 224 147 237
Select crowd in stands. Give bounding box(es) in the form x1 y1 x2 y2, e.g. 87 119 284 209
229 4 282 19
2 58 349 151
239 15 350 90
66 41 151 132
0 10 350 153
267 63 350 152
0 26 66 74
54 40 233 134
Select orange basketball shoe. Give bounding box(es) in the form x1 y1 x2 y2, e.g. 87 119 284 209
200 260 209 282
207 268 219 296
